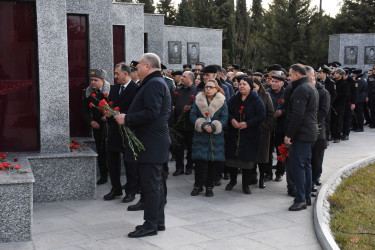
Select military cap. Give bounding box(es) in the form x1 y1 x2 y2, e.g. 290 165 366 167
161 64 167 70
332 61 341 67
335 68 346 76
253 72 263 77
183 64 192 70
201 65 218 74
271 74 286 81
232 64 240 70
129 61 139 71
267 64 282 71
318 66 331 75
196 62 205 67
172 71 183 76
353 68 362 74
90 68 106 79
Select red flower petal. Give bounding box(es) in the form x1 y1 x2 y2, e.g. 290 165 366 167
89 102 93 108
14 158 18 162
91 93 96 98
114 107 120 111
14 165 20 169
108 101 114 106
104 93 108 98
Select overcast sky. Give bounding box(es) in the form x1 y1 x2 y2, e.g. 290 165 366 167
157 0 342 17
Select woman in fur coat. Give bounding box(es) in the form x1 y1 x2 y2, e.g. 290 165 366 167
190 79 228 197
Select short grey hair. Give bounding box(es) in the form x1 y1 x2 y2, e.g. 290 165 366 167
142 53 161 70
305 65 315 76
186 71 195 81
221 68 227 75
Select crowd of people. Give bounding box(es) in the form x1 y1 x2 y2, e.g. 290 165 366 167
81 52 375 237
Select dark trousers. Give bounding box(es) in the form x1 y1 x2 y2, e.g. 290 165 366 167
107 151 137 195
363 101 371 124
229 166 254 186
194 160 220 188
93 128 108 179
352 102 364 130
175 130 193 171
138 162 168 202
343 104 354 136
369 98 375 125
311 139 326 182
288 142 313 203
325 109 331 140
269 132 285 176
138 163 165 230
331 105 345 139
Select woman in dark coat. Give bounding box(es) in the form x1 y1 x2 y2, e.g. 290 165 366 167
190 79 228 197
225 77 266 194
252 78 275 188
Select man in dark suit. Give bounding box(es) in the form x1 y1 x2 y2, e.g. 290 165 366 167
103 63 138 203
81 68 110 185
115 53 171 238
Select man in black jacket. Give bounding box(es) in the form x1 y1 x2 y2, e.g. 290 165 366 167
342 69 359 140
103 63 138 203
81 68 110 185
331 68 349 143
115 53 171 238
173 71 196 176
285 64 318 211
306 66 330 191
352 69 368 132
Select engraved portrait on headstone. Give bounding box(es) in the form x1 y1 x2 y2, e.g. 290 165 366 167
168 41 182 64
187 42 199 65
344 46 358 65
364 46 375 65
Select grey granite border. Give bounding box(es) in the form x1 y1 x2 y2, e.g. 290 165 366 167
314 155 375 250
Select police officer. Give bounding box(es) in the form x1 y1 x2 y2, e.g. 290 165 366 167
352 69 368 132
342 68 359 140
129 61 140 84
331 68 348 143
81 68 110 185
367 65 375 128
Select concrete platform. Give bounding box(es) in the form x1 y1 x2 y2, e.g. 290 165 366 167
2 127 375 249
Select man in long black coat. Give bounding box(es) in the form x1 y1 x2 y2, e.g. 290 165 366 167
115 53 171 238
103 63 138 203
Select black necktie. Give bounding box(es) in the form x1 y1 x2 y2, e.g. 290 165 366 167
119 85 125 95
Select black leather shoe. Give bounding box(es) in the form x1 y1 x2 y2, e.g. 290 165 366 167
274 174 283 182
264 174 273 182
242 185 251 194
214 179 222 186
328 136 334 141
225 182 236 191
173 169 184 176
122 194 135 203
135 224 166 231
128 228 157 238
315 178 322 186
185 168 192 175
288 202 307 211
341 134 349 141
354 128 364 132
127 200 144 211
96 178 107 185
259 177 265 189
312 184 318 192
103 190 122 200
333 139 340 143
191 186 203 196
306 199 312 206
311 193 317 197
205 187 214 197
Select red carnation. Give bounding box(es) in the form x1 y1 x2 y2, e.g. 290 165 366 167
14 165 20 169
114 107 120 111
84 143 88 146
14 158 18 162
174 92 179 95
105 110 110 115
104 93 108 98
239 110 243 114
205 112 209 116
91 93 96 98
89 102 93 108
108 101 114 106
191 95 194 99
240 106 244 109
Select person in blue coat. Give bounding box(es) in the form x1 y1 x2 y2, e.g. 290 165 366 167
224 77 266 194
190 79 228 197
115 53 171 238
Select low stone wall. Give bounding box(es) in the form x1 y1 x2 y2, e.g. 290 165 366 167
0 158 34 243
314 155 375 250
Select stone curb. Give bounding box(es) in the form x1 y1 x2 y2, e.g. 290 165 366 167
314 155 375 250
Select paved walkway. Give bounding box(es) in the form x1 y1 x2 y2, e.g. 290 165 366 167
3 127 375 250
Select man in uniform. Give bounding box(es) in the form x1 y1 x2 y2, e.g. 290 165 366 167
81 68 110 185
367 65 375 128
342 68 358 140
352 69 367 132
172 71 183 89
129 61 140 84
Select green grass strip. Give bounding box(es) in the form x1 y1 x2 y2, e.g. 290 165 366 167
328 163 375 249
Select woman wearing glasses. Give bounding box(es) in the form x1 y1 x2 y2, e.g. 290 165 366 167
190 79 228 197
